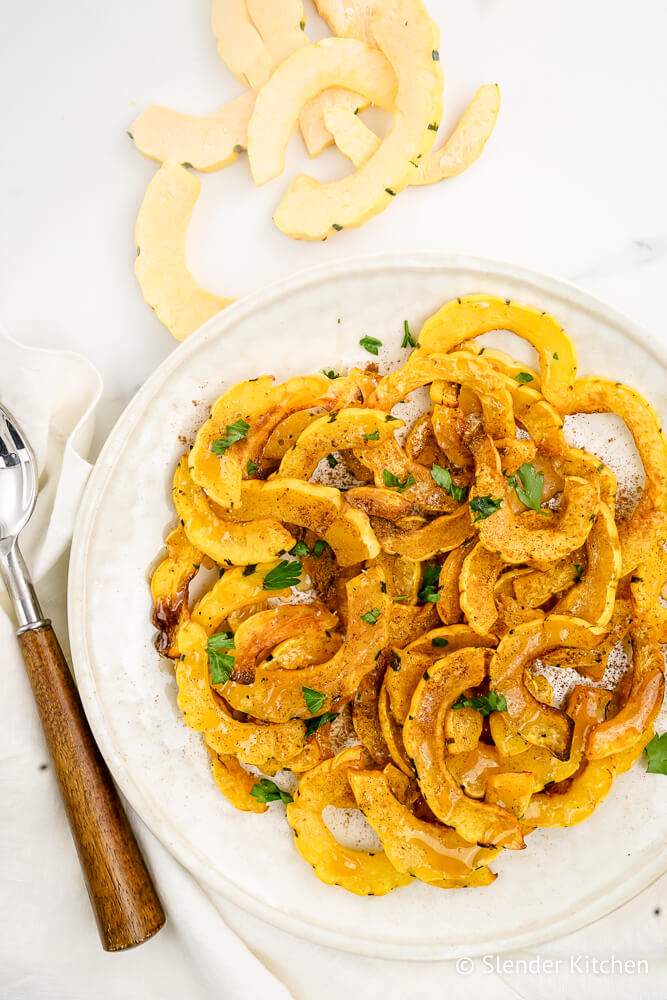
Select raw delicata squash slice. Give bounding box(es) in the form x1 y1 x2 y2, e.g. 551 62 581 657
271 0 443 239
134 164 231 340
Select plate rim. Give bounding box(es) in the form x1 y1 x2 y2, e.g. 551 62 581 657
68 250 667 960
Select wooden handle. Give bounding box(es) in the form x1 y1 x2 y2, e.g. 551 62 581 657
18 623 165 951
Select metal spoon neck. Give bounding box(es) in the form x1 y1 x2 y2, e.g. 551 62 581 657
0 537 46 631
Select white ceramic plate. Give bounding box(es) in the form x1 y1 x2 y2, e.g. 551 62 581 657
69 253 667 960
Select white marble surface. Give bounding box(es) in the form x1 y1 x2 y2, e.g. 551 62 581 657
1 0 667 997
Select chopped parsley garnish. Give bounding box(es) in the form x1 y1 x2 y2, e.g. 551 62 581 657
311 539 328 558
431 464 468 502
574 563 585 583
645 732 667 775
431 637 449 648
382 469 415 492
418 563 441 603
290 540 310 558
211 418 250 455
360 607 382 625
453 690 507 716
507 463 545 512
305 712 339 738
250 778 293 805
363 429 381 442
206 632 235 685
401 319 416 348
514 371 534 384
359 335 382 356
553 352 560 361
263 560 302 590
469 495 503 521
246 459 258 476
323 369 339 379
326 453 338 468
302 686 327 714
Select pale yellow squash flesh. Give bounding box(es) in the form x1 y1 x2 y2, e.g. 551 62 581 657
134 164 231 340
273 0 442 239
248 37 397 185
130 91 255 172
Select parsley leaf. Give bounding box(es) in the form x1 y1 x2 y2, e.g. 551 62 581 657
431 464 468 502
246 459 258 476
646 732 667 775
453 690 507 716
359 335 382 356
302 686 327 714
383 469 415 492
431 637 449 648
469 495 502 521
206 631 235 684
326 453 338 468
360 607 382 625
263 560 302 590
514 371 534 384
211 418 250 455
323 369 339 379
574 563 584 583
305 712 339 738
401 319 416 348
290 540 310 558
418 563 441 603
311 539 327 557
363 429 380 442
250 778 293 805
507 463 544 512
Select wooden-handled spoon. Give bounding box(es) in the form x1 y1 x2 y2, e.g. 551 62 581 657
0 403 165 950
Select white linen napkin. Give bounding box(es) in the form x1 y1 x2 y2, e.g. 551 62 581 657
1 328 665 1000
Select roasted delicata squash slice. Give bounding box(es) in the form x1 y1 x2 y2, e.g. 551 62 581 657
273 0 443 239
554 503 620 626
286 747 412 895
418 295 577 413
226 478 342 531
459 543 505 637
488 615 607 759
385 625 496 725
437 542 474 624
512 551 584 609
280 407 400 479
324 103 380 167
190 373 358 510
191 561 289 634
484 772 534 819
403 648 525 849
353 665 391 767
173 457 294 565
471 436 599 565
586 624 665 759
349 767 497 885
230 603 337 683
129 91 255 172
150 527 203 656
373 507 474 560
134 164 231 340
222 567 389 721
324 505 381 565
248 38 397 185
209 750 267 813
177 621 312 770
270 630 342 669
